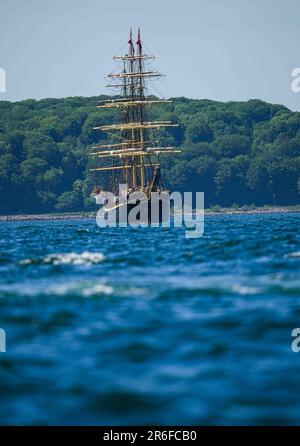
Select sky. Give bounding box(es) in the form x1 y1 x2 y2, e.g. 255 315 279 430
1 0 300 110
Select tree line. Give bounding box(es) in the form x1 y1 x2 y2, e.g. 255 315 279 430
0 96 299 214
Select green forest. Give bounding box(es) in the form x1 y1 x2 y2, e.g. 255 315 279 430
0 96 299 214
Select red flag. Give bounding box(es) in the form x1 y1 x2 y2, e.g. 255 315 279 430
128 28 135 57
128 28 133 45
136 28 141 46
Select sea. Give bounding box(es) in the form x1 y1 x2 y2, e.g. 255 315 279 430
0 213 300 425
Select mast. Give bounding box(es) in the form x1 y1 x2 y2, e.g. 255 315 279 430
136 28 145 187
90 29 180 194
128 29 136 189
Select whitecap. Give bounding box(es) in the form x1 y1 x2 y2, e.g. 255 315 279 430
20 251 105 266
49 282 114 297
285 251 300 258
19 258 34 265
232 284 261 295
82 284 114 297
0 280 114 298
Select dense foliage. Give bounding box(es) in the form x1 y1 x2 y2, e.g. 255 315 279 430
0 96 299 214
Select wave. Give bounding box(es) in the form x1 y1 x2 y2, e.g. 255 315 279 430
0 280 114 298
231 284 262 295
48 282 147 298
286 251 300 258
20 251 106 266
0 278 151 299
50 282 114 297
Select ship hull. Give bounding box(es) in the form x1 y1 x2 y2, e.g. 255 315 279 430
104 194 170 225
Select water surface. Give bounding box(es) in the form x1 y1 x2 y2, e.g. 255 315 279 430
0 213 300 425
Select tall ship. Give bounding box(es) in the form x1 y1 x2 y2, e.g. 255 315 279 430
90 29 180 222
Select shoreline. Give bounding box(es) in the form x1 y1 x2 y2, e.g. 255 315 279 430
0 213 96 222
0 207 299 222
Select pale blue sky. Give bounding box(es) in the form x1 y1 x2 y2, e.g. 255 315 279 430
1 0 300 110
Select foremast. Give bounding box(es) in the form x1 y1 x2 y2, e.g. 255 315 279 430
90 29 180 195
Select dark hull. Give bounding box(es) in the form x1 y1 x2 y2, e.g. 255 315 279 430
105 195 170 225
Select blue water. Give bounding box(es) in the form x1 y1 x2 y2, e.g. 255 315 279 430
0 213 300 425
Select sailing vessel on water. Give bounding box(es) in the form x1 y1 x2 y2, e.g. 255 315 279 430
90 29 180 223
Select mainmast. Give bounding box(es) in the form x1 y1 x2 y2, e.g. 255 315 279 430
90 29 180 194
136 28 145 188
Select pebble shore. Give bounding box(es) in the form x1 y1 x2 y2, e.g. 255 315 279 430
0 208 299 222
